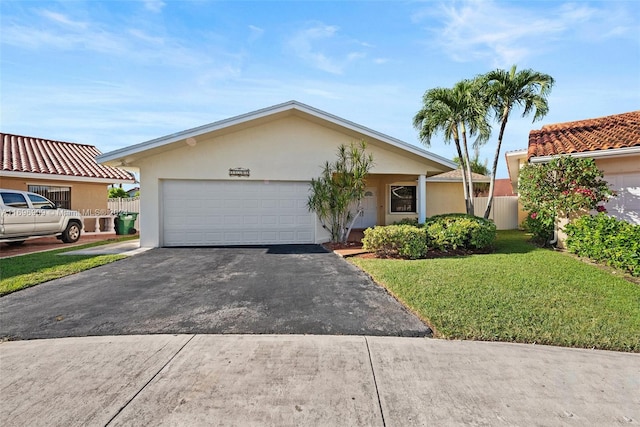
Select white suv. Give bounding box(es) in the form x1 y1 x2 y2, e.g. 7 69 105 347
0 189 83 245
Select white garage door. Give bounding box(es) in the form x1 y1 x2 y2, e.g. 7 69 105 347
606 173 640 225
162 180 315 246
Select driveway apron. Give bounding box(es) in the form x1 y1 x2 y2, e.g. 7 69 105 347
0 245 429 339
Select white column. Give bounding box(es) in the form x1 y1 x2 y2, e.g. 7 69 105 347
417 174 427 224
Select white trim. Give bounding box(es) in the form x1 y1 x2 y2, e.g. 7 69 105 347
0 170 133 184
417 175 426 224
425 176 491 183
530 147 640 163
97 100 457 169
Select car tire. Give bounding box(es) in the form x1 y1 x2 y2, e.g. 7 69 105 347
7 240 25 246
61 222 81 243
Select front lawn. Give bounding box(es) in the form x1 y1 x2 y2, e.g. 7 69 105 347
0 237 136 296
350 230 640 352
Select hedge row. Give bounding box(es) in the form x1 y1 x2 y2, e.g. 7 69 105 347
362 214 497 259
565 214 640 277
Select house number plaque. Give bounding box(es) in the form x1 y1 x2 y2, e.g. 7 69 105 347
229 168 250 177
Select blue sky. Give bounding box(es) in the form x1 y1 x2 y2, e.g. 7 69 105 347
1 0 639 178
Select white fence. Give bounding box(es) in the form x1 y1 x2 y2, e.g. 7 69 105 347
474 196 519 230
108 197 140 230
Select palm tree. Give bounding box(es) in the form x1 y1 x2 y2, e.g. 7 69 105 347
481 65 555 219
413 80 490 215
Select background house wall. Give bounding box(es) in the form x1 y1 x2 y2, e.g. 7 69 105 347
0 176 108 212
425 182 466 217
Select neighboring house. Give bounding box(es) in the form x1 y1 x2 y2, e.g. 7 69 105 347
126 187 140 197
1 133 135 231
425 169 491 216
506 111 640 225
491 178 516 197
98 100 460 247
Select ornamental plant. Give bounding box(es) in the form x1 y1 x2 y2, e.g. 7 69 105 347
518 156 615 243
307 140 374 243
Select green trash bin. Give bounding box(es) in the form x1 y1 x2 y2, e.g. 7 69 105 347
114 212 138 235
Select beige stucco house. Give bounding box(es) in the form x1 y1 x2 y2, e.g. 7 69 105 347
506 111 640 226
1 133 134 231
98 101 463 247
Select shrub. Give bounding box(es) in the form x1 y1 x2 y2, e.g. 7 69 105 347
363 214 497 258
521 211 555 246
425 214 497 250
565 214 640 277
392 217 420 226
362 225 428 259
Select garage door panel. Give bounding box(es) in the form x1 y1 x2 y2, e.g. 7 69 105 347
162 180 315 246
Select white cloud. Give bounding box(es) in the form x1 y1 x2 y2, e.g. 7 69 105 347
248 25 264 42
142 0 166 13
287 23 371 74
38 10 88 29
288 23 343 74
419 0 626 67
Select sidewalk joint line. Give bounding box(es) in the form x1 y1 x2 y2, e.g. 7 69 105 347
104 334 197 426
365 336 386 427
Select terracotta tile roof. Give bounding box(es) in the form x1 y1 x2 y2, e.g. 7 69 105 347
1 133 134 181
492 178 515 196
528 111 640 159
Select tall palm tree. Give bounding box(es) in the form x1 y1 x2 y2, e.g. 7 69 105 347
413 80 490 215
482 65 555 219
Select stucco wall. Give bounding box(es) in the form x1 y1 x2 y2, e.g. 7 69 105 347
595 155 640 175
0 176 108 212
425 182 467 217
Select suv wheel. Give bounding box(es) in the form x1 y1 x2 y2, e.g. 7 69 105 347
61 222 81 243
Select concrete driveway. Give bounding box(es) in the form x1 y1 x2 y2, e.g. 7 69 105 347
0 245 429 339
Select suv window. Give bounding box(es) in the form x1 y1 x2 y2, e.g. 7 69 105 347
1 192 29 208
28 194 56 209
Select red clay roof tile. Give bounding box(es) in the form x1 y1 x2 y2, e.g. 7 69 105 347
1 133 133 181
528 111 640 159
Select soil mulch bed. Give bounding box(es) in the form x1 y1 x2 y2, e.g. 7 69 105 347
323 240 493 260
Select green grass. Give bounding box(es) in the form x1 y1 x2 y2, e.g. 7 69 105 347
350 230 640 352
0 236 137 296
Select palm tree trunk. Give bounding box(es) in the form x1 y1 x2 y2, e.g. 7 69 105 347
461 123 475 215
484 111 509 219
453 132 471 214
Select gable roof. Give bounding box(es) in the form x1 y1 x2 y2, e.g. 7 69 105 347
97 100 457 170
492 178 515 196
528 111 640 161
1 133 134 183
425 168 491 183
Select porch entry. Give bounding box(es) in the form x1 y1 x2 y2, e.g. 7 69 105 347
352 187 377 229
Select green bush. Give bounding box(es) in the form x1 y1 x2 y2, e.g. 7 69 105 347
565 214 640 277
362 225 428 259
363 214 496 258
425 214 497 250
392 217 420 226
521 211 555 246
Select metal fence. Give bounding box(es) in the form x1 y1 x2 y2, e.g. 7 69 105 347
474 196 519 230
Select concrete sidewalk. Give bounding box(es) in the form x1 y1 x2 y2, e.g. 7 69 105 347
1 335 638 426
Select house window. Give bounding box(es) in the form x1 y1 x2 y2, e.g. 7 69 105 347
28 185 71 209
390 185 416 213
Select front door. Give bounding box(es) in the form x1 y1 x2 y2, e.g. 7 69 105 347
353 188 377 229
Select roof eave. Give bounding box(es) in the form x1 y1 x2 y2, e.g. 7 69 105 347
529 146 640 163
97 100 458 170
0 170 135 184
